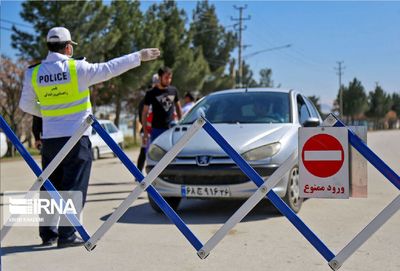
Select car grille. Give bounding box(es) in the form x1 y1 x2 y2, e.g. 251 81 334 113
147 164 278 185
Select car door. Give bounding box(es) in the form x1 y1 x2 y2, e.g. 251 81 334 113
99 123 110 154
303 96 322 123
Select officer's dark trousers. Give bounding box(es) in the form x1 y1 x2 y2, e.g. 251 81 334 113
39 136 92 242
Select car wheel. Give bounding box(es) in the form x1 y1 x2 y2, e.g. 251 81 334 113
147 193 181 213
283 166 303 213
92 147 99 160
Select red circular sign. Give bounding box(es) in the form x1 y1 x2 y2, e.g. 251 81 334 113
302 134 344 178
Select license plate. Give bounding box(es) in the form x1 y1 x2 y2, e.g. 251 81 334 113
182 185 231 198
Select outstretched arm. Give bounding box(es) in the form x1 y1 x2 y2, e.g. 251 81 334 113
79 48 160 87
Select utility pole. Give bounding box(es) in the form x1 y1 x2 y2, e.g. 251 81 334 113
335 61 345 118
231 5 251 88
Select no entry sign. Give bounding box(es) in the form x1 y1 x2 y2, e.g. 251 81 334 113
299 127 349 199
302 134 344 178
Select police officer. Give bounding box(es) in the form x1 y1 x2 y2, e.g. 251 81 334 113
19 26 160 247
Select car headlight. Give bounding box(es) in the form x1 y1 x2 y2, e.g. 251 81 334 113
242 142 281 161
148 144 167 161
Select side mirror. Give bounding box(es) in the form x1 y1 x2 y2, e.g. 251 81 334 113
303 117 320 127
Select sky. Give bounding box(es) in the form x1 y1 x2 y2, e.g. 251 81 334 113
1 1 399 111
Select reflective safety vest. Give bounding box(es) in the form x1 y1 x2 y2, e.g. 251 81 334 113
31 59 91 117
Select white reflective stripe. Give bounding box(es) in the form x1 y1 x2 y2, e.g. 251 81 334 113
40 96 90 110
304 150 341 161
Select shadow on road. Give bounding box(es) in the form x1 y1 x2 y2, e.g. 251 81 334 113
100 198 281 225
1 244 61 256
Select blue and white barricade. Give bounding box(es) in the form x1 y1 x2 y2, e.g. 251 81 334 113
323 114 400 270
86 115 335 262
84 116 205 251
2 112 397 270
195 119 335 260
0 115 92 242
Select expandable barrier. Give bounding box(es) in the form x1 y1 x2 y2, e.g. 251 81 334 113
1 113 398 271
84 114 336 263
323 114 400 270
0 115 205 253
198 113 399 270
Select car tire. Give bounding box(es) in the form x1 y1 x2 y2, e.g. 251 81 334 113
283 165 303 213
92 147 99 160
147 193 181 213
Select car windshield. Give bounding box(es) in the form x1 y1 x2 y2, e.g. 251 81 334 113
181 91 291 124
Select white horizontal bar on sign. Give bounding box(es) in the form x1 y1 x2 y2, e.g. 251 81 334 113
304 150 341 161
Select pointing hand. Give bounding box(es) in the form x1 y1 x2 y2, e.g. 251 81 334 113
139 48 160 62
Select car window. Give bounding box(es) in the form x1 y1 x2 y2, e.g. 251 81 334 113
105 123 118 133
304 97 321 119
297 95 311 125
181 92 291 124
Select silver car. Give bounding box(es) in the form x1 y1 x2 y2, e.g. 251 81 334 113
146 88 322 213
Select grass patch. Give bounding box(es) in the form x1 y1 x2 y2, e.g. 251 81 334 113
123 136 141 149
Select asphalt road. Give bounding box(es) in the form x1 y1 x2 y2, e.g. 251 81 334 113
1 129 399 271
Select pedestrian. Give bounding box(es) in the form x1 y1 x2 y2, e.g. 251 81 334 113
182 91 195 115
19 26 160 247
136 74 158 174
141 67 182 145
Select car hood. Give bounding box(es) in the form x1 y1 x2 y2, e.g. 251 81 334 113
152 123 295 156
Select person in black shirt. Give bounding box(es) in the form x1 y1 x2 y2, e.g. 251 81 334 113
141 67 182 145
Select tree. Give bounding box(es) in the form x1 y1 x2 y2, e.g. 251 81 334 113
11 1 115 115
390 92 400 117
365 84 391 128
336 78 368 122
172 47 210 95
258 68 275 87
155 1 188 68
101 0 163 126
0 56 29 156
237 61 257 87
11 1 164 126
190 0 236 93
12 1 109 62
190 1 236 73
150 1 210 96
